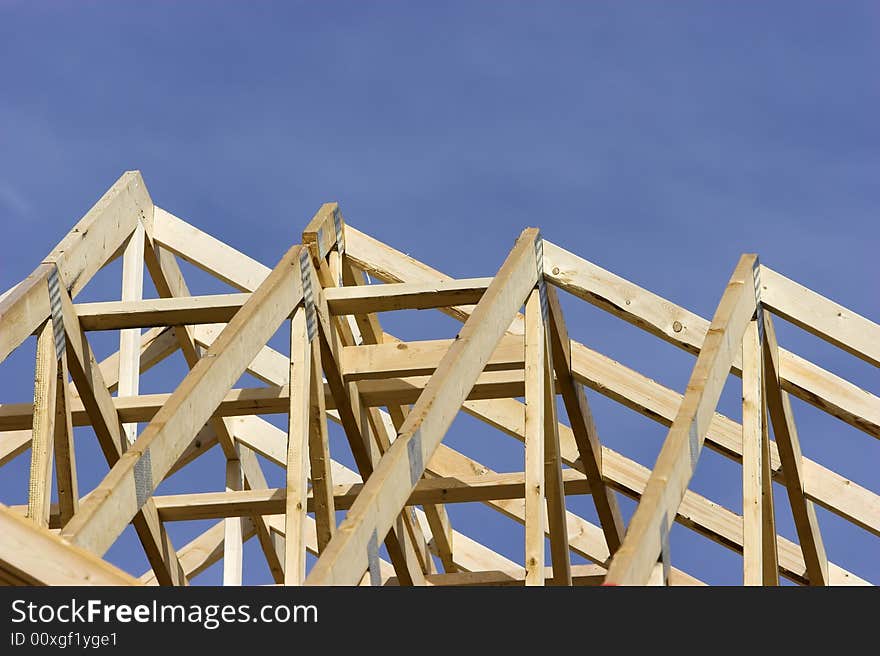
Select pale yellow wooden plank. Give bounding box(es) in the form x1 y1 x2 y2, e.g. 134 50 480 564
306 238 428 586
524 288 546 586
605 255 757 585
53 350 79 525
541 325 572 586
152 470 594 521
341 335 523 381
325 277 491 314
141 231 284 582
760 265 880 368
285 308 311 584
223 454 244 586
307 330 336 553
306 229 541 585
118 222 145 445
54 281 187 586
762 313 829 585
542 240 880 439
59 243 305 557
742 319 764 585
0 172 150 364
0 503 139 586
27 321 58 528
545 284 625 555
342 226 880 534
0 430 32 467
152 206 270 292
77 293 248 330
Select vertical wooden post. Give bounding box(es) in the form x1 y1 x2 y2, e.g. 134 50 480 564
285 307 311 584
223 451 244 586
524 288 546 586
119 223 145 445
742 319 763 585
28 321 58 528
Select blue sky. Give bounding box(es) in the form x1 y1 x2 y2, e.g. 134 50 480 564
0 2 877 585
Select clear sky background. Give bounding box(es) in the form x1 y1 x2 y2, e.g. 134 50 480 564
0 2 876 585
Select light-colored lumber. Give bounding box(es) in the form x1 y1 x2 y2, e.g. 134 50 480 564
0 171 150 364
59 243 306 557
285 307 311 584
28 224 863 585
76 293 248 330
173 296 868 584
760 265 880 368
0 430 31 467
545 284 625 554
305 228 430 586
142 224 285 582
152 470 595 521
27 321 58 528
54 281 187 586
524 288 546 586
0 503 139 586
762 312 829 585
344 226 879 534
541 314 572 586
742 319 765 585
306 228 541 585
53 350 78 525
231 414 517 574
152 206 270 292
306 323 336 553
541 240 880 439
302 202 344 263
5 194 864 588
458 397 865 585
385 564 607 587
223 454 244 586
605 255 758 585
341 335 523 381
118 221 145 445
324 277 491 314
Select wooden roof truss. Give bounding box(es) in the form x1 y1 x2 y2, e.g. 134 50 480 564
0 171 876 586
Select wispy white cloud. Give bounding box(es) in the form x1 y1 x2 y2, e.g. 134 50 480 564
0 181 30 216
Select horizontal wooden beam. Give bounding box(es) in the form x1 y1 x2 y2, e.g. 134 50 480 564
0 371 543 431
384 564 607 587
152 470 593 521
341 335 523 381
75 293 249 330
760 265 880 368
325 277 491 315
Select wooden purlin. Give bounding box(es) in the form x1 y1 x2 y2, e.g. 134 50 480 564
0 173 877 587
